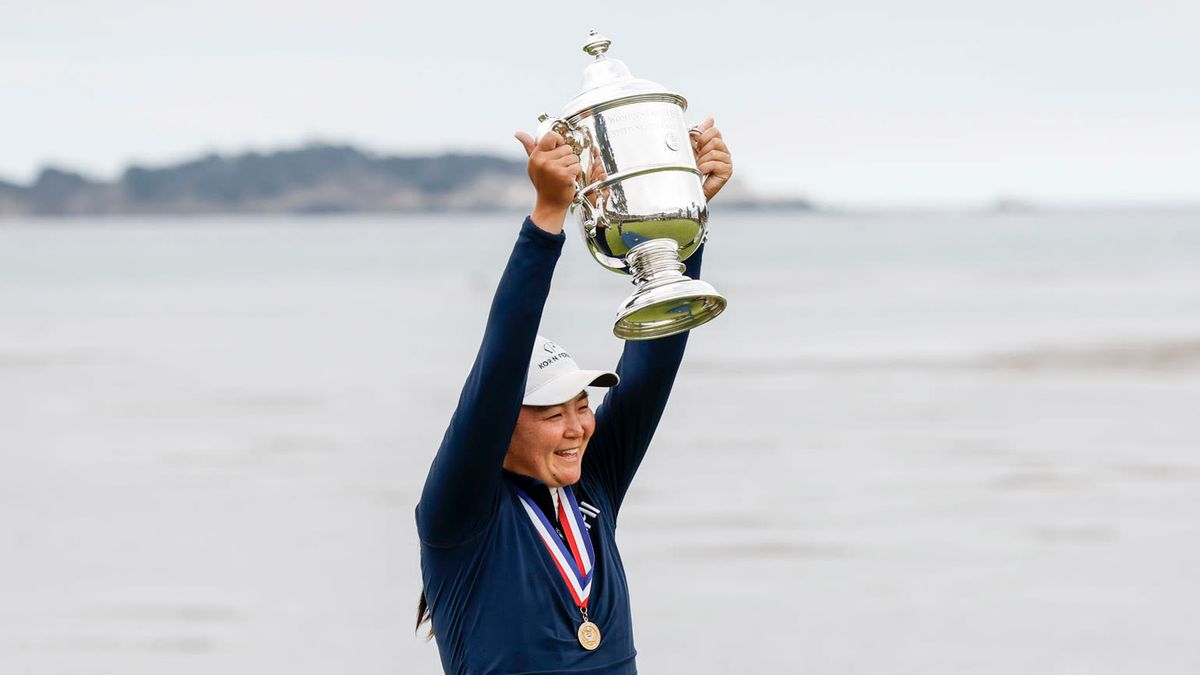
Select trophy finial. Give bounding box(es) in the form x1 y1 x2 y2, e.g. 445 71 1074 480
582 30 611 58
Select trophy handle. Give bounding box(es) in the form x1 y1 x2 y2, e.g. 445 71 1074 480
537 113 590 157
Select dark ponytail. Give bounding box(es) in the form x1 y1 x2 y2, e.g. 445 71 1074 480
416 590 434 640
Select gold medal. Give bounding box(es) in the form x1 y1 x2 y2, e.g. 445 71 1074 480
577 620 602 650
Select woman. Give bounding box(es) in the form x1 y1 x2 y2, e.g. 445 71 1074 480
416 119 732 674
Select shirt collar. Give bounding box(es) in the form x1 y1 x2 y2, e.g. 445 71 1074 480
502 470 573 520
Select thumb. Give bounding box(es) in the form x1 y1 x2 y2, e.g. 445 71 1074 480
514 131 537 157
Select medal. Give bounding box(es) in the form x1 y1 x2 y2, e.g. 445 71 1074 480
516 485 602 650
578 605 601 650
578 620 602 650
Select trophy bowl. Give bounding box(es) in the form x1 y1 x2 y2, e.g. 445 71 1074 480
537 31 727 341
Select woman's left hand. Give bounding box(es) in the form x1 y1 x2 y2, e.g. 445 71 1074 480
691 117 733 202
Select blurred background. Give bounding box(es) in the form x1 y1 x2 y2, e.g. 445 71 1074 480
2 1 1199 673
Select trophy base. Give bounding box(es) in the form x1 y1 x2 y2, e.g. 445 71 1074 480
613 278 727 340
612 237 726 340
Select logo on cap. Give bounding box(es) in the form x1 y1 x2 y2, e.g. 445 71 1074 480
536 340 572 371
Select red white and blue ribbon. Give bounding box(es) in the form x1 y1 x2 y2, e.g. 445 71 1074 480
515 485 596 608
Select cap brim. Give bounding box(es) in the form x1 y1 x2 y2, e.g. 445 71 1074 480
522 369 619 406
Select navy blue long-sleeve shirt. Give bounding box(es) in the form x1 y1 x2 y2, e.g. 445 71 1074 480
417 216 703 675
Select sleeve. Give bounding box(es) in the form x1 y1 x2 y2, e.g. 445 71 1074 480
582 244 705 519
416 217 566 547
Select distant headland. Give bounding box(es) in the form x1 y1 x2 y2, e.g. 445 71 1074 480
0 143 813 217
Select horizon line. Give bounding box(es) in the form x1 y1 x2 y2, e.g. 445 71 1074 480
4 139 1198 211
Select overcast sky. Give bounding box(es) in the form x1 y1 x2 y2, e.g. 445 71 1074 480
3 0 1198 206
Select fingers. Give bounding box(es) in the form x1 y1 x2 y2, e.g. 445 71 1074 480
530 147 580 183
690 117 716 148
588 160 607 183
703 173 730 201
550 155 582 180
550 151 581 165
537 131 565 152
691 119 731 201
549 155 581 173
514 131 537 157
516 130 571 158
543 145 576 161
696 150 732 175
525 131 581 212
698 162 731 179
529 134 578 170
696 127 720 157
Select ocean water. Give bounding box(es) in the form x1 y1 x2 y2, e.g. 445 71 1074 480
2 209 1199 674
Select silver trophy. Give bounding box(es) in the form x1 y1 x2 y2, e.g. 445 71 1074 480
536 30 726 340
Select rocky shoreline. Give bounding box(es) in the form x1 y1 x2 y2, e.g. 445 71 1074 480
0 143 812 217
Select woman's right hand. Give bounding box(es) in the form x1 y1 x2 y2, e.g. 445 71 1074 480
515 131 581 234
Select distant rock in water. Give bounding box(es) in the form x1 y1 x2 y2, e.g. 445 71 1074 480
0 144 532 216
0 142 816 217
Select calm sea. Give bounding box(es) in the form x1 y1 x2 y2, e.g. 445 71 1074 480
2 209 1199 674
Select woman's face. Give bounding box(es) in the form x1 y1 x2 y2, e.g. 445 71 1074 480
503 391 595 487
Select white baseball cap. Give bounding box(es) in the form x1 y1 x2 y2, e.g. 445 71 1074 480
523 335 619 406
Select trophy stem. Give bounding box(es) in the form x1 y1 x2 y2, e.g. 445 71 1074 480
613 238 727 341
626 239 687 288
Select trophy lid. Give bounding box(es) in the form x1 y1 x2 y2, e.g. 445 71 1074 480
562 30 687 119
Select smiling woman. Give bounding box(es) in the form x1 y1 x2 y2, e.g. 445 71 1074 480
504 391 599 489
411 123 732 673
